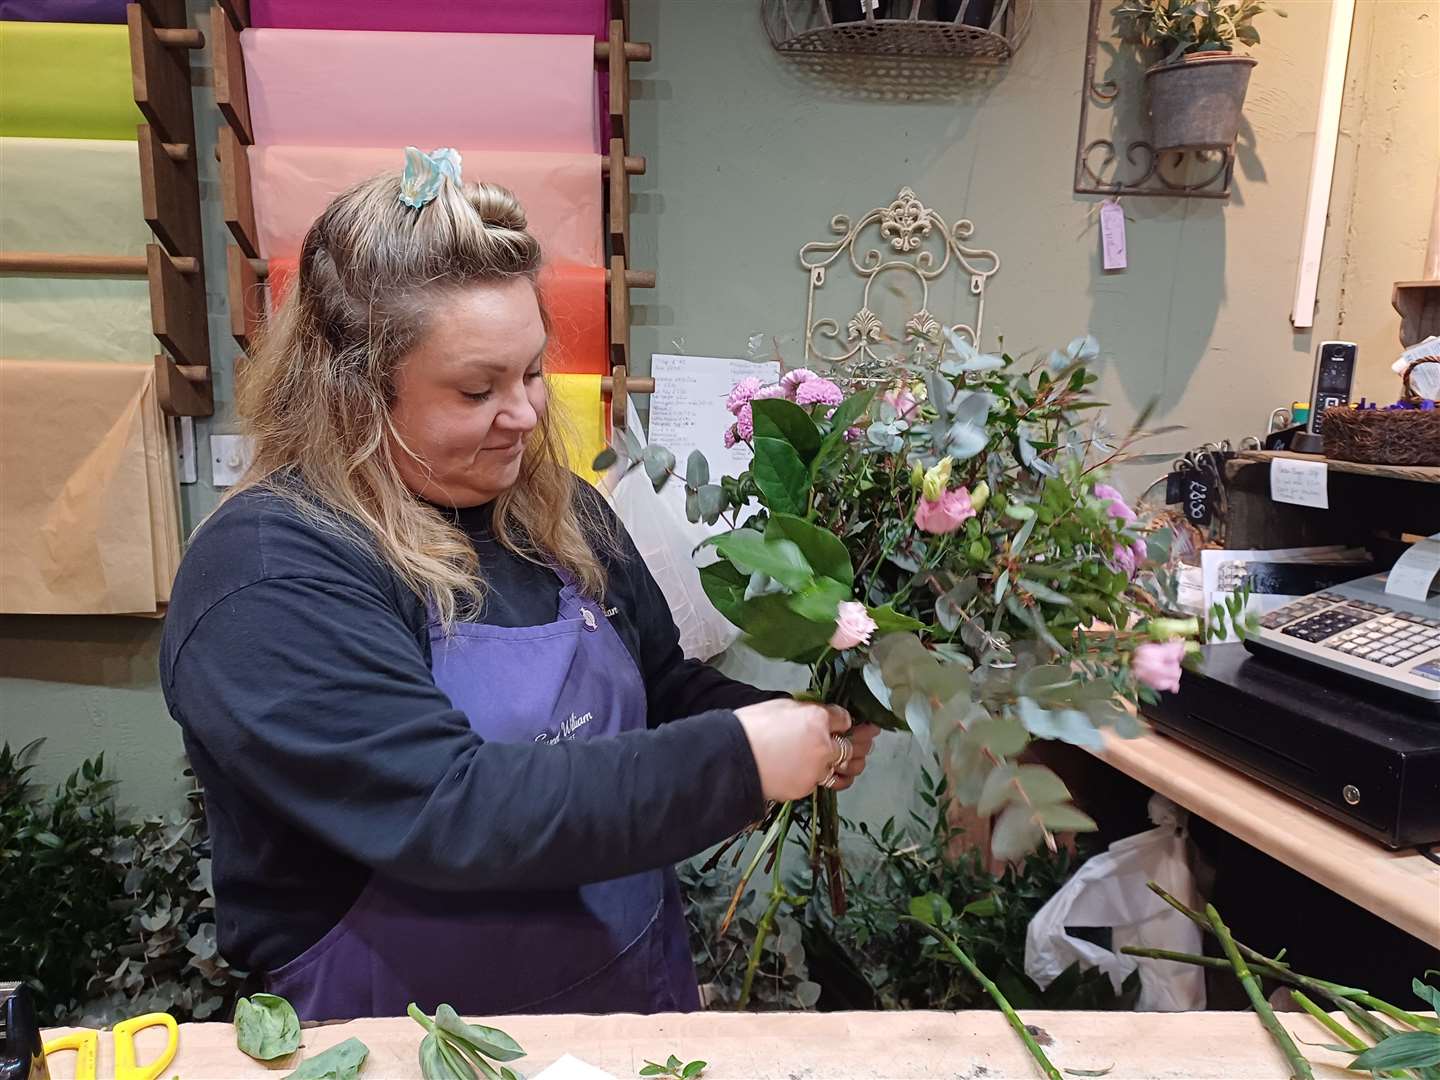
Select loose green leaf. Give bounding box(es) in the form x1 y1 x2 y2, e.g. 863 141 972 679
681 1061 708 1079
434 1004 526 1063
752 398 822 462
991 802 1046 863
592 447 618 472
284 1037 368 1080
235 992 301 1061
767 513 854 586
1414 977 1440 1013
1063 1066 1114 1077
750 436 810 516
1349 1030 1440 1070
907 891 954 927
710 529 813 591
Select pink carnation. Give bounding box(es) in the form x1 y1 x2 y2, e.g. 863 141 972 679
914 487 976 534
754 383 787 401
780 368 819 398
829 601 878 650
723 426 739 449
1133 639 1185 693
726 377 762 416
733 384 787 442
794 378 844 408
843 426 864 442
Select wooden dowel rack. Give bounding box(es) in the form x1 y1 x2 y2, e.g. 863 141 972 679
208 0 652 434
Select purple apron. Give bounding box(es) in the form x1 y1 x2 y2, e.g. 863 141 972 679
266 570 700 1020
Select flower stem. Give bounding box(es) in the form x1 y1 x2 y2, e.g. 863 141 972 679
1290 990 1367 1052
737 800 793 1010
901 917 1062 1080
1206 904 1313 1080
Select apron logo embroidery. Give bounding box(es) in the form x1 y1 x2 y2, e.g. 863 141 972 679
604 606 618 617
534 711 594 745
581 608 598 630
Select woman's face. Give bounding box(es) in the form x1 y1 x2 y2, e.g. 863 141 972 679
389 278 548 508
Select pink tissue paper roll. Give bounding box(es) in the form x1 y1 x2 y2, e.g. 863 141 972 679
242 29 598 153
249 0 605 36
250 144 603 266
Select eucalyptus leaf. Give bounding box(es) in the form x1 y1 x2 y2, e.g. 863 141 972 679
991 802 1046 863
234 992 300 1061
1018 697 1105 750
697 484 724 525
993 569 1011 605
1011 511 1038 558
977 763 1018 817
640 445 676 492
592 447 618 472
1018 579 1073 606
1037 804 1098 832
945 420 989 461
686 449 710 489
862 662 893 711
966 714 1030 758
283 1037 368 1080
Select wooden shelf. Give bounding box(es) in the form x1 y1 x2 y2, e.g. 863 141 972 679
1091 730 1440 949
1235 449 1440 484
1393 279 1440 348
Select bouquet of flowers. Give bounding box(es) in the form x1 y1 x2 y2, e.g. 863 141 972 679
601 328 1223 1005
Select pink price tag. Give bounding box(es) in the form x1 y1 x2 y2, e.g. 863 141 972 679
1100 199 1127 271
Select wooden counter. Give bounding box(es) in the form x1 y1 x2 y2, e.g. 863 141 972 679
43 1008 1368 1080
1093 730 1440 949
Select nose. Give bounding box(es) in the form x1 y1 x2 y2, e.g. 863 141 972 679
493 380 540 435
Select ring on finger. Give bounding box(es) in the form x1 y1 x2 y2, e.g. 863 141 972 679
830 734 852 769
821 768 840 789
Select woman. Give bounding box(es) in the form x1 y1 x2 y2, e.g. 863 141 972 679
159 159 876 1022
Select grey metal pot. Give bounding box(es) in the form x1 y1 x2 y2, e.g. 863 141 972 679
1145 52 1257 151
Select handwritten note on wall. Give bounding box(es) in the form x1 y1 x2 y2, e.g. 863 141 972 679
1270 457 1329 509
646 353 781 529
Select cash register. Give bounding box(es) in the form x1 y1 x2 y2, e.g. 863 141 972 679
1145 535 1440 848
1242 534 1440 703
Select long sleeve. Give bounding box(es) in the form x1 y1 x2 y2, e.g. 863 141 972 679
167 571 764 893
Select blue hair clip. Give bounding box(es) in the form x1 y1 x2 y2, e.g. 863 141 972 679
398 146 463 209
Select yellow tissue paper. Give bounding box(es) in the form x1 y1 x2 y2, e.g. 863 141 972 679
0 21 142 140
548 373 606 484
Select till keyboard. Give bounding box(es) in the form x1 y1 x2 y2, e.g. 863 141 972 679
1246 577 1440 704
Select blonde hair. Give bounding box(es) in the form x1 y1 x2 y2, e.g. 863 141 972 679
229 171 609 628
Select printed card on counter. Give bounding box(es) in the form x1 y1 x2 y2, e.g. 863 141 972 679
533 1054 620 1080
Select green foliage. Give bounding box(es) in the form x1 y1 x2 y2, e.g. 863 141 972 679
0 741 246 1026
811 770 1139 1013
285 1037 369 1080
1114 0 1279 64
235 992 301 1061
409 1003 525 1080
678 862 820 1012
640 1054 708 1078
1348 1031 1440 1071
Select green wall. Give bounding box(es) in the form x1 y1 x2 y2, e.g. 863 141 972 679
3 0 1434 816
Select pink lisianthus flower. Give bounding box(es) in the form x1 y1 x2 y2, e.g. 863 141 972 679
780 368 819 398
1093 482 1137 525
726 376 762 416
914 487 976 534
1133 639 1186 693
794 378 844 408
829 601 878 650
881 385 919 419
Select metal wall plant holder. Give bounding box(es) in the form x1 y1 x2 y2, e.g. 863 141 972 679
1073 0 1235 199
799 187 1000 384
763 0 1033 63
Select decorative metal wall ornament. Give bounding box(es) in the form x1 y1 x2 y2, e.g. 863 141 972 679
1073 0 1236 199
799 187 1000 383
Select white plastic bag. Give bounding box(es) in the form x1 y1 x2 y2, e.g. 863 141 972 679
606 460 739 662
1024 795 1206 1011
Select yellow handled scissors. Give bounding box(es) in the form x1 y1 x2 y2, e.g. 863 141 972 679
43 1012 178 1080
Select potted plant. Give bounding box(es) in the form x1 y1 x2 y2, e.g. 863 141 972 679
1114 0 1279 152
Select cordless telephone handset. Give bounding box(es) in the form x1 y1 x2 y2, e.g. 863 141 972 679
1292 341 1357 454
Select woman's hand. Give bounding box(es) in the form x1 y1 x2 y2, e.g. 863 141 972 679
734 700 876 801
